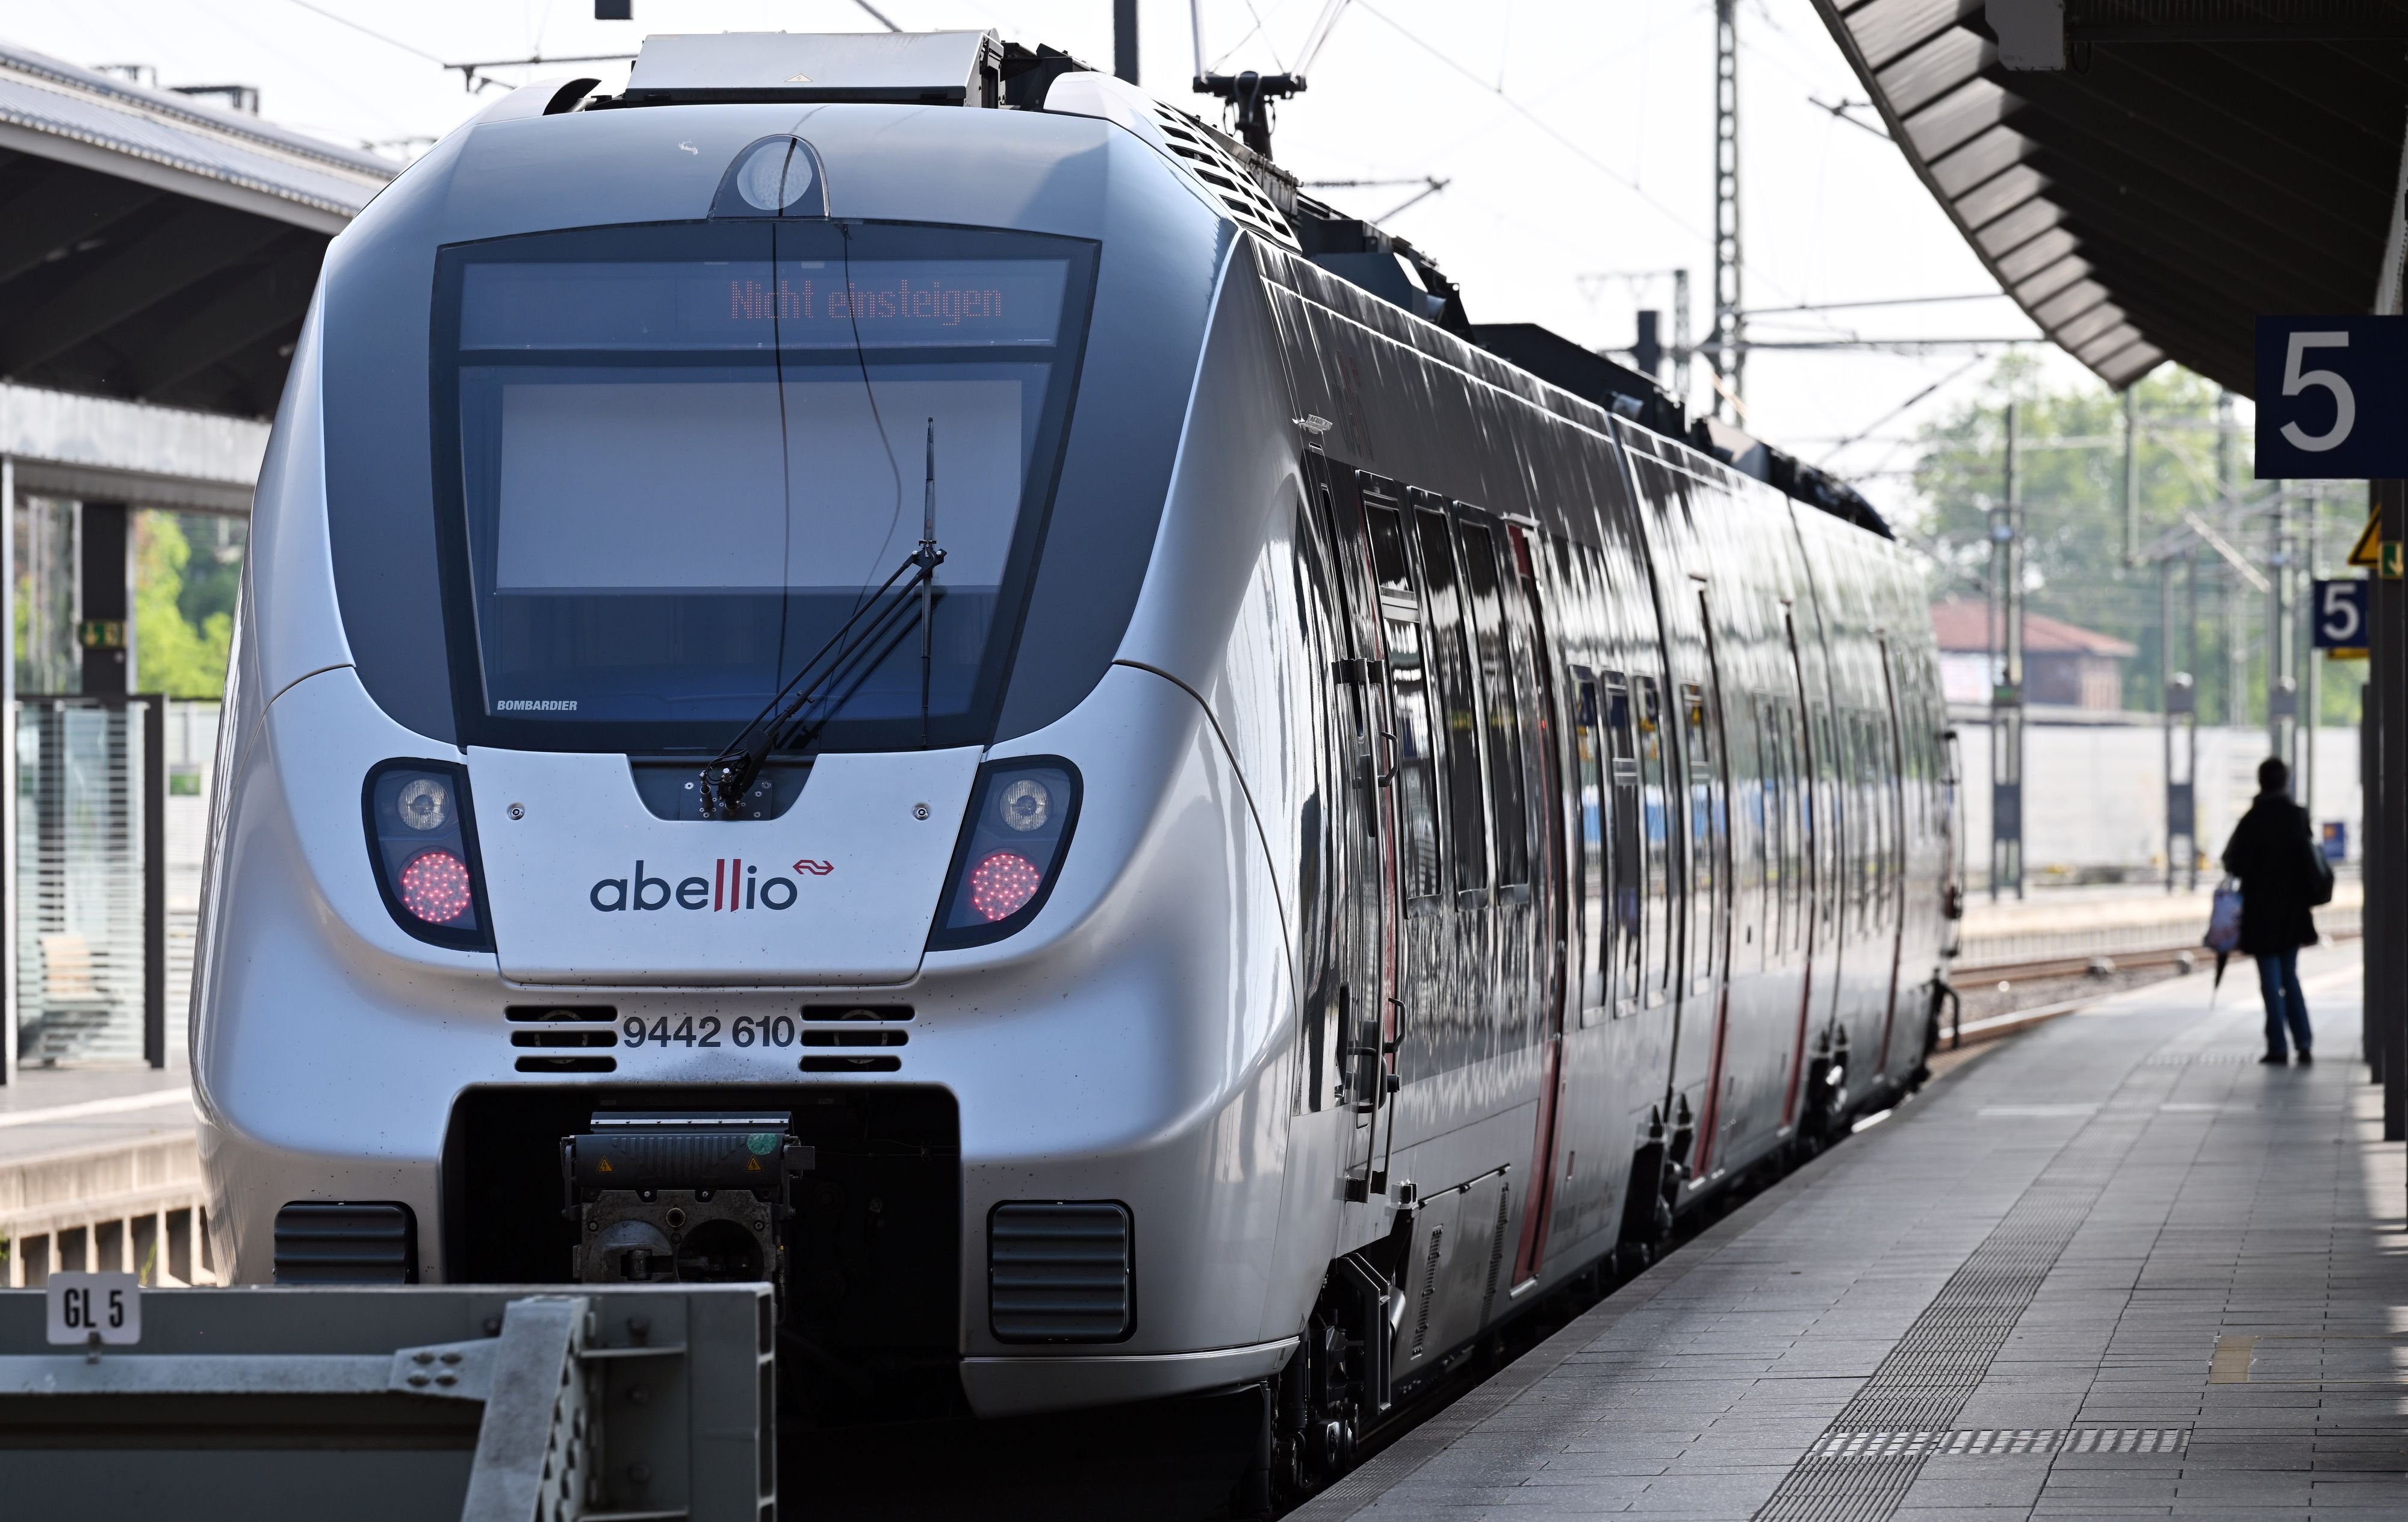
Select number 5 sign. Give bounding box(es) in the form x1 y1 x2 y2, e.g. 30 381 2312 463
2313 579 2369 656
46 1271 141 1346
2256 316 2408 479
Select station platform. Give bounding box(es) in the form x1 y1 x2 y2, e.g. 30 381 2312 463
1297 943 2405 1520
0 1061 191 1162
1955 879 2362 968
0 1062 205 1285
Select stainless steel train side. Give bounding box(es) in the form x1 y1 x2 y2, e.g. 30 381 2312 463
188 51 1949 1459
1238 250 1950 1421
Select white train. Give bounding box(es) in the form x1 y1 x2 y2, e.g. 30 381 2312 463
195 29 1954 1502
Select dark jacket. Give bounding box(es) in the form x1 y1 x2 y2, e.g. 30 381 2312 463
2221 792 2319 956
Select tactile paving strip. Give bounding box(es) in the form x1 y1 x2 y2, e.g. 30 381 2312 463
1752 1186 2103 1520
1811 1428 2190 1459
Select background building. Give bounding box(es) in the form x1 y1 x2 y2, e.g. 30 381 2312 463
1933 599 2135 713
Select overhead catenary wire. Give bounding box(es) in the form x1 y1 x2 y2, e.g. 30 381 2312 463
1350 1 1766 293
282 0 448 65
1743 293 2013 317
1814 354 1987 468
444 52 635 92
1294 0 1355 77
1807 94 1888 139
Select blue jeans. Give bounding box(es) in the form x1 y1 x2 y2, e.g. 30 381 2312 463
2256 949 2312 1058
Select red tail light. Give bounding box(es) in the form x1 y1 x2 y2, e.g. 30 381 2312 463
930 760 1081 949
399 849 474 925
968 850 1044 922
363 761 492 951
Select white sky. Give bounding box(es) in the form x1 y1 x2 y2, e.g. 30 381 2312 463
0 0 2135 523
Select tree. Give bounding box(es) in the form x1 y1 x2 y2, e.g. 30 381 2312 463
1906 357 2360 725
134 512 235 699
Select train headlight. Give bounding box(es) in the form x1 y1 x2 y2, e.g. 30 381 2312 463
712 135 828 219
929 759 1081 949
397 777 450 831
997 778 1051 832
364 760 493 951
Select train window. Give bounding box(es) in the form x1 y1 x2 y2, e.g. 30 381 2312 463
1603 672 1643 1015
434 220 1096 755
1364 487 1414 600
1572 672 1606 1022
1364 502 1442 905
1455 517 1529 889
1388 623 1443 905
1792 703 1811 944
1412 506 1488 898
1816 711 1840 942
1292 490 1347 1114
1881 712 1904 929
1680 680 1718 991
1763 698 1782 963
1860 715 1879 928
1633 674 1672 1005
1859 718 1878 920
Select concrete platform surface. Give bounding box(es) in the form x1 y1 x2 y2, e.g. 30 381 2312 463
1297 943 2404 1521
0 1061 191 1166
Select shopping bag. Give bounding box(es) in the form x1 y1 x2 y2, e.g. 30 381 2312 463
2204 877 2243 954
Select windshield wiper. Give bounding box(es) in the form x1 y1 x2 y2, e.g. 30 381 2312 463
698 420 946 819
917 415 940 750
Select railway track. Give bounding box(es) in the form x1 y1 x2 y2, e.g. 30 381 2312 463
1957 942 2206 986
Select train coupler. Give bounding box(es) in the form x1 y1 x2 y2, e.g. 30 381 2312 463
560 1111 815 1309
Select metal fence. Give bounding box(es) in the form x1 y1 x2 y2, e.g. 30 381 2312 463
13 696 164 1067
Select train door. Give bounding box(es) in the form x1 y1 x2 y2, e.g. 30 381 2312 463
1681 589 1736 1178
1359 474 1444 1191
1304 454 1400 1201
1603 672 1646 1019
1504 524 1569 1285
1872 633 1910 1074
1814 706 1845 1042
1778 612 1817 1129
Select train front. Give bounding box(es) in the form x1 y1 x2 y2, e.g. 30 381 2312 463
193 57 1312 1419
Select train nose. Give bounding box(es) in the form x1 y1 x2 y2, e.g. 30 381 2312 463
467 747 982 985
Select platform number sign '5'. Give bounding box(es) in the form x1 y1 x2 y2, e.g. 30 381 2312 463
2314 579 2370 656
2255 316 2408 479
45 1270 140 1346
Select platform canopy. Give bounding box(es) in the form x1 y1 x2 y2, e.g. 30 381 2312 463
0 42 395 421
1808 2 2408 394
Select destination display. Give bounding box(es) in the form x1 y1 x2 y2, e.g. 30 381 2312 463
461 258 1068 350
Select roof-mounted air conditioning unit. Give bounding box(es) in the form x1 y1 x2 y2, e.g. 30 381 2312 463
619 30 1007 107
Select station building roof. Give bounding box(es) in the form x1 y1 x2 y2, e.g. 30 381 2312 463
1931 598 2138 659
0 40 396 420
1809 2 2408 396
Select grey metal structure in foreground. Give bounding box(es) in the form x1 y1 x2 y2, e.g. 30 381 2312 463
0 1284 774 1521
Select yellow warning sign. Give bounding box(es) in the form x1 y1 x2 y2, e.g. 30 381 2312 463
746 1157 762 1172
597 1158 613 1172
2349 511 2383 568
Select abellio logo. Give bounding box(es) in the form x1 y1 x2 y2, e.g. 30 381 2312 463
589 858 830 914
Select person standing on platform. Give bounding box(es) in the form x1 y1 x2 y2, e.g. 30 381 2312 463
2221 757 2326 1065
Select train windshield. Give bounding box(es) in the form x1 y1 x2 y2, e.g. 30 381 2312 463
434 222 1096 753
